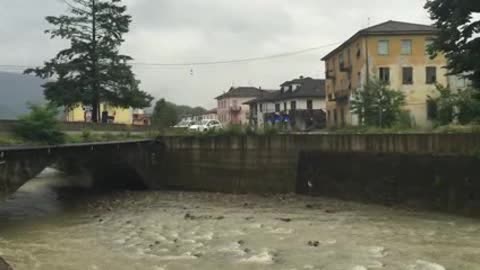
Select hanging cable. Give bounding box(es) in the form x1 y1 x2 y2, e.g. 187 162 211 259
0 41 340 71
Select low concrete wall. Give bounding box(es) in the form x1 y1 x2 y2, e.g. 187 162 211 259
160 134 480 215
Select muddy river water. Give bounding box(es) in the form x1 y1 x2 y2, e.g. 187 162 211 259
0 169 479 270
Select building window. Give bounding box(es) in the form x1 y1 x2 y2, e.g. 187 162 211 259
333 109 338 124
425 38 434 55
307 100 313 110
284 102 287 111
275 104 281 112
401 40 412 55
340 108 345 126
377 40 389 56
347 47 351 64
259 104 263 113
426 66 437 84
402 67 413 85
379 67 390 83
339 52 345 69
290 101 297 111
327 110 331 123
427 99 438 120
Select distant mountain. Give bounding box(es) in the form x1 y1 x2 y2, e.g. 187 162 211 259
0 72 45 119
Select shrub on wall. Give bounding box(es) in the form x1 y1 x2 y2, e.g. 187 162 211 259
14 104 65 145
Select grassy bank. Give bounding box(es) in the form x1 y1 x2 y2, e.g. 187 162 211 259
3 124 480 147
0 131 156 147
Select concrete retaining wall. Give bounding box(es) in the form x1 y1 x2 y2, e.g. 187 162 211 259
160 134 480 215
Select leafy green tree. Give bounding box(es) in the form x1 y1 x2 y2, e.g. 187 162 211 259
429 84 480 125
456 88 480 124
14 104 65 145
25 0 153 122
428 84 456 125
351 78 406 128
174 105 207 119
425 0 480 88
152 99 178 128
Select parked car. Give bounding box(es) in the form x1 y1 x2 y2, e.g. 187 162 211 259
188 119 223 132
173 120 195 129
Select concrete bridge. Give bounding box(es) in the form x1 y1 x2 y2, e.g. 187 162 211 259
2 134 480 216
0 140 164 199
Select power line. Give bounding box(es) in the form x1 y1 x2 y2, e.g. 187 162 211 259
0 41 340 71
132 42 340 66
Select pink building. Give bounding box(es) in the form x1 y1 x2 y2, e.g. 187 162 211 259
216 87 267 126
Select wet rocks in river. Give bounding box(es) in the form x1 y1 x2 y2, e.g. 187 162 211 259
184 213 224 220
276 218 292 223
0 257 13 270
307 240 320 247
409 260 446 270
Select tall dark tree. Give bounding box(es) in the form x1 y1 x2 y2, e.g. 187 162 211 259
152 99 178 128
25 0 153 122
425 0 480 88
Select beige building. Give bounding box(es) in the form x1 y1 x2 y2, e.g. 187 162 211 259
216 87 266 126
322 20 450 127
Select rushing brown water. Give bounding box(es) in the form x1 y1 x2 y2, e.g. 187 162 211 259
0 169 479 270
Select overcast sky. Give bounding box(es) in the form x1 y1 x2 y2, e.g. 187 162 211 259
0 0 432 109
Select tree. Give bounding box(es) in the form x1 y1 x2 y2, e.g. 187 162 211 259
174 105 207 119
425 0 480 88
428 84 456 125
25 0 153 122
152 99 178 128
351 78 406 128
14 104 65 145
455 87 480 124
428 84 480 125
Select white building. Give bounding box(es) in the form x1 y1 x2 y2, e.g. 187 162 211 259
246 77 327 130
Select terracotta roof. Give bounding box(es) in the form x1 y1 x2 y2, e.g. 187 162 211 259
321 20 439 61
215 87 267 100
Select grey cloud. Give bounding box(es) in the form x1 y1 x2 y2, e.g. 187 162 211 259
1 0 432 108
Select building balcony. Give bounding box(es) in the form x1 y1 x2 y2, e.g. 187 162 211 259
326 69 336 80
334 89 351 103
230 105 242 113
263 109 326 130
339 63 352 72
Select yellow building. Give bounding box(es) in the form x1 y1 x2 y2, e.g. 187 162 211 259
322 20 449 127
64 103 133 125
